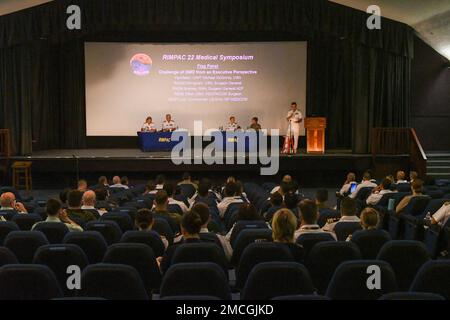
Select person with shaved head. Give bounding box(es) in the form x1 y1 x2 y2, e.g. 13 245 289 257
110 175 129 189
81 190 103 216
0 192 27 214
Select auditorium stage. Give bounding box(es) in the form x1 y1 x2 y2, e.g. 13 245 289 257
9 149 410 188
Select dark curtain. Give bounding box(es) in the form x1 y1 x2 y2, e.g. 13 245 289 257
0 0 414 155
307 39 411 152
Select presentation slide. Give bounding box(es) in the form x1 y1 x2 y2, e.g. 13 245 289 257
85 41 307 136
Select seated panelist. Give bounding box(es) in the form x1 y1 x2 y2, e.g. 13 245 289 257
224 116 241 131
162 114 177 132
141 116 156 132
248 117 261 131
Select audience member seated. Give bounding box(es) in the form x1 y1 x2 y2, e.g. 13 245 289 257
270 175 293 194
163 183 188 214
77 179 88 192
142 180 157 196
226 203 265 242
396 171 408 184
264 192 283 222
95 187 114 211
431 201 450 226
349 171 377 199
272 208 304 262
315 189 340 227
323 197 360 235
347 207 379 241
135 208 168 249
155 174 166 190
339 172 357 195
151 190 180 232
97 176 109 189
59 188 70 208
366 178 396 206
235 180 249 203
32 199 83 232
190 179 219 208
0 192 27 215
190 203 232 259
65 190 96 223
218 182 244 218
295 199 336 240
157 211 204 274
409 171 419 184
284 192 299 219
110 176 129 189
81 190 102 217
396 179 424 215
178 172 198 189
121 176 131 189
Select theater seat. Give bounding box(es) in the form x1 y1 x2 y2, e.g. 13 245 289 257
306 241 362 294
379 292 445 300
12 213 42 231
230 220 268 247
326 260 397 300
81 263 149 300
4 231 49 263
351 229 391 259
377 240 430 291
241 262 314 300
63 231 108 264
0 221 19 245
103 243 162 294
33 244 89 296
333 222 362 241
0 247 18 266
33 222 69 244
171 243 229 277
120 230 165 257
160 262 231 300
272 294 330 300
409 260 450 299
235 242 294 290
0 264 63 300
296 232 336 258
100 212 133 233
230 229 272 266
85 220 122 245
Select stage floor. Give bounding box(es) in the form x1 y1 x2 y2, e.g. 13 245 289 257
19 148 357 160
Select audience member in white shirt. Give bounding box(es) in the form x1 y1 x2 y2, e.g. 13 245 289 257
339 172 357 195
81 190 104 216
33 199 82 232
347 207 380 241
294 199 336 240
163 183 189 214
323 197 360 234
270 175 294 194
155 174 165 190
0 192 27 214
395 170 408 184
431 202 450 226
349 171 377 199
218 182 244 218
366 178 397 206
110 176 129 189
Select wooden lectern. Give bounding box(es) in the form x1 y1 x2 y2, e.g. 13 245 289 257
305 117 326 154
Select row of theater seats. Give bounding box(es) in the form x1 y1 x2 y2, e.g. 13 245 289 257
0 222 449 300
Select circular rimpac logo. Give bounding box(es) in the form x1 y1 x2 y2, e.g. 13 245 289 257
130 53 152 76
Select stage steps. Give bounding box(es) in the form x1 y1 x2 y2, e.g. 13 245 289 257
427 152 450 179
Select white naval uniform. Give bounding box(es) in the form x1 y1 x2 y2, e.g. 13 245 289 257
286 109 303 151
141 122 156 132
162 120 176 131
224 122 239 131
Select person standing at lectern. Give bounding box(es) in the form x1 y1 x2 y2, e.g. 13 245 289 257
286 102 303 153
141 116 156 132
162 114 177 132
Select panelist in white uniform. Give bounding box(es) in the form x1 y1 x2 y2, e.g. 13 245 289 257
141 116 157 132
224 116 241 131
162 114 177 132
286 102 303 153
